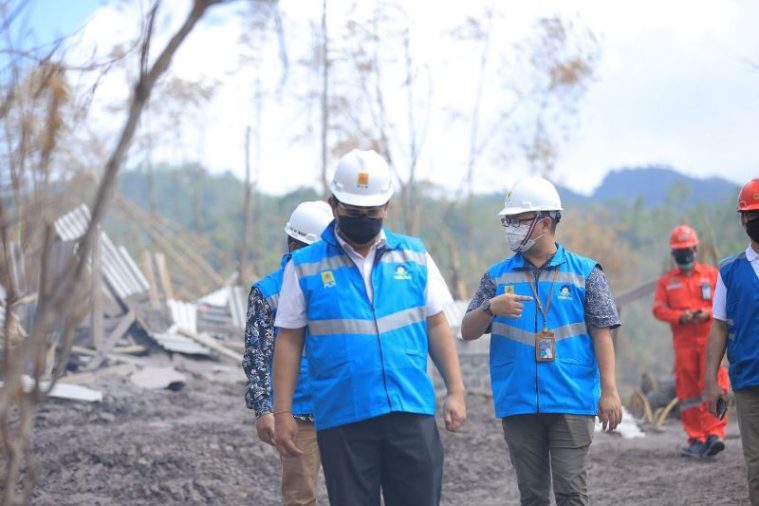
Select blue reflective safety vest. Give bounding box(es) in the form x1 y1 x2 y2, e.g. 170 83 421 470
292 223 433 431
254 254 313 416
488 244 600 418
719 250 759 390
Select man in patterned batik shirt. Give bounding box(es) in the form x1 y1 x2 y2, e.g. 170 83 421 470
461 176 622 506
243 200 332 506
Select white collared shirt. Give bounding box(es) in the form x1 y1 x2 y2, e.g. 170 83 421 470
713 244 759 321
275 230 453 329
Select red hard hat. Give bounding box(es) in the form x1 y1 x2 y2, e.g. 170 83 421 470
737 178 759 211
669 225 699 249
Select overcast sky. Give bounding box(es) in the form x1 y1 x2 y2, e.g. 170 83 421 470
30 0 759 196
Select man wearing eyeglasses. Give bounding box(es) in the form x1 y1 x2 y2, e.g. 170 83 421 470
461 176 622 506
271 149 467 506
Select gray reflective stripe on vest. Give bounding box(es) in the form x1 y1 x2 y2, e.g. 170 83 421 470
380 249 427 266
265 294 279 311
679 395 703 411
491 321 588 346
295 254 353 278
308 306 426 336
493 271 586 289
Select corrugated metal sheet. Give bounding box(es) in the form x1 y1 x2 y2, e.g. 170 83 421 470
229 286 247 330
151 325 211 356
197 304 230 325
167 299 197 334
199 287 229 306
54 205 148 300
54 204 90 241
196 286 247 332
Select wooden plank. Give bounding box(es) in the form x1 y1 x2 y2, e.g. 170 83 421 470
84 310 136 371
615 280 658 308
141 250 161 309
72 345 146 366
175 327 244 363
154 252 175 301
112 344 146 354
91 226 104 350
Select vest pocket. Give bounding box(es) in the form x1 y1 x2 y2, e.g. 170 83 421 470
308 336 348 378
404 349 428 369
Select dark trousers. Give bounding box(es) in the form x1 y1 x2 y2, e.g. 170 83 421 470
316 412 443 506
502 414 594 506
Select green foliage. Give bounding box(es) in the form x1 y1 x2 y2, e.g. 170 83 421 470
115 164 747 390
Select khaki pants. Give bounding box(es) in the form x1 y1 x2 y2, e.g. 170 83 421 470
735 387 759 506
502 414 594 506
281 419 321 506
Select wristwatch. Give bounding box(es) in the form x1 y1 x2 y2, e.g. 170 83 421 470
481 299 494 317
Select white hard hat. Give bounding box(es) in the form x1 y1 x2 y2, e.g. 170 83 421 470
329 149 393 206
284 200 333 244
498 176 563 216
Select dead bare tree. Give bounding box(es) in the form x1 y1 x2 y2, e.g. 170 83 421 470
0 1 227 502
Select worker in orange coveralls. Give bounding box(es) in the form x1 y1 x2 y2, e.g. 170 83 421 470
653 224 730 459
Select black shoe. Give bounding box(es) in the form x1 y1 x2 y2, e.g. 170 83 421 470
681 441 707 459
704 435 726 457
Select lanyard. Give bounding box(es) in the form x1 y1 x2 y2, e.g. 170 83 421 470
524 268 560 332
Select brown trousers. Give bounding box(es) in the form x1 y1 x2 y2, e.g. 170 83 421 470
281 419 321 506
736 387 759 505
502 414 595 506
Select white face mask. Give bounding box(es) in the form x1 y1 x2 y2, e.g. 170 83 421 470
505 223 542 252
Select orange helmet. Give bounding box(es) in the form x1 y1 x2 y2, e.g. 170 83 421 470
737 178 759 211
669 225 699 249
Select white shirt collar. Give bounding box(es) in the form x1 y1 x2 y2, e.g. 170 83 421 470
335 228 387 256
746 244 759 262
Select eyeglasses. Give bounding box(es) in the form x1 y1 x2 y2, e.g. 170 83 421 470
337 202 386 219
500 215 538 228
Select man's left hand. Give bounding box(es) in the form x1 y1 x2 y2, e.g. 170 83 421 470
444 391 467 432
598 390 623 432
693 309 710 323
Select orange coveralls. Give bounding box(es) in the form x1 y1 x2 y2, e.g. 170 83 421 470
653 262 729 442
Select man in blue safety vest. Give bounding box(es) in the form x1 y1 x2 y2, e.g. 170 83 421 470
705 177 759 505
243 200 333 506
272 149 467 506
461 176 623 506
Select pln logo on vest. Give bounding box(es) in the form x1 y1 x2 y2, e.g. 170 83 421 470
393 265 412 280
321 270 336 288
558 285 573 301
503 285 515 295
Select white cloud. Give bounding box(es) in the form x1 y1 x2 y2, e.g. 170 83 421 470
64 0 759 198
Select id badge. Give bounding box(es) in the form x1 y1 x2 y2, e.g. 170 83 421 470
535 330 556 362
701 282 712 301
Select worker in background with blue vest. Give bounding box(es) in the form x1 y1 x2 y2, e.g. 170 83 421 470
242 200 333 506
271 149 467 506
705 177 759 505
461 176 623 506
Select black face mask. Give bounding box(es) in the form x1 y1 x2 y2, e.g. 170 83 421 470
672 249 696 267
338 215 383 244
747 217 759 243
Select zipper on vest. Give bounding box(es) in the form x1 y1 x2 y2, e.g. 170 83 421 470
533 268 540 413
372 247 392 410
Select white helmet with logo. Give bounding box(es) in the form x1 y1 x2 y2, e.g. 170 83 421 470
329 149 394 206
498 176 563 216
284 200 333 244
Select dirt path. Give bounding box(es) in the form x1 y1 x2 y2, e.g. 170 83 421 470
28 367 749 505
